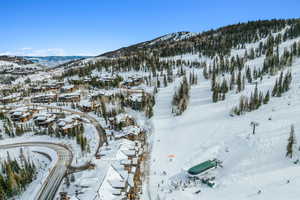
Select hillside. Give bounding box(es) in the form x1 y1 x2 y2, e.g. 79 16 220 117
98 19 300 58
146 44 300 200
2 18 300 200
25 56 90 68
0 55 34 65
48 18 300 199
99 31 195 58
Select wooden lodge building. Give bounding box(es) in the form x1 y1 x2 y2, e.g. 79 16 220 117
9 107 37 122
0 93 22 104
78 100 99 112
58 92 81 102
33 113 57 126
31 93 57 103
60 85 76 93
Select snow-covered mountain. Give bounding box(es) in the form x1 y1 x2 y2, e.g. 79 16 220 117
98 31 197 58
24 56 90 68
147 31 197 45
3 18 300 200
0 55 43 74
59 18 300 200
0 55 34 66
141 20 300 200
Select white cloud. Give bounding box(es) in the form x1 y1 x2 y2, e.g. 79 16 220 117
0 48 66 57
21 47 32 51
0 47 103 57
0 51 13 56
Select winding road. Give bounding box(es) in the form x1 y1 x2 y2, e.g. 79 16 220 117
2 104 107 200
0 142 72 200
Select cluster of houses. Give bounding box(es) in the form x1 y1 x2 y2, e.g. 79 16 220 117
90 89 119 103
92 73 120 84
106 113 145 142
120 75 144 89
70 73 145 90
0 93 22 104
99 139 145 199
5 106 83 134
0 80 79 105
33 112 83 133
74 89 119 113
57 91 81 102
69 73 121 88
0 72 154 200
31 93 57 103
29 80 65 93
9 106 38 122
76 88 146 113
30 84 80 104
56 114 82 133
33 112 57 126
78 100 99 112
0 73 148 108
1 66 39 75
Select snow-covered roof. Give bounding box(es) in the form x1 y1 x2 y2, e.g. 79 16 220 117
108 179 126 189
127 173 134 187
122 150 136 157
58 91 80 98
11 107 29 112
128 93 143 102
111 162 129 180
57 114 80 129
34 112 56 123
120 159 131 165
79 99 92 107
111 188 122 195
61 84 74 90
32 93 57 98
91 89 116 97
91 72 118 81
1 93 21 100
115 113 133 123
122 126 142 136
132 158 138 165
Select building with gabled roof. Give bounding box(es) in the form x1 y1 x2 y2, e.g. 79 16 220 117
58 92 81 102
0 93 22 104
60 84 76 93
9 107 37 122
33 112 57 126
31 93 57 103
78 99 99 112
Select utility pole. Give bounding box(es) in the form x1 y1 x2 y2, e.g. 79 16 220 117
250 121 259 135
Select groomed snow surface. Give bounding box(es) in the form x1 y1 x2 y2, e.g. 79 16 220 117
145 59 300 200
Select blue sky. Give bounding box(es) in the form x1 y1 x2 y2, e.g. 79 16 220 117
0 0 299 56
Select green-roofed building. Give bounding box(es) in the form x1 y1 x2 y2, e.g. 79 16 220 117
187 160 218 177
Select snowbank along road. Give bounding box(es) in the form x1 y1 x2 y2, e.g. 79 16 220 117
0 142 73 200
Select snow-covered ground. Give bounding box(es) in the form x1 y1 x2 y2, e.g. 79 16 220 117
145 55 300 199
2 24 300 200
0 118 98 167
0 146 57 200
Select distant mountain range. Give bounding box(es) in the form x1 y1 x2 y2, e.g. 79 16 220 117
23 56 91 68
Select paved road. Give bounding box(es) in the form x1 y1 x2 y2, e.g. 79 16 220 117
0 142 73 200
4 104 107 199
8 104 107 155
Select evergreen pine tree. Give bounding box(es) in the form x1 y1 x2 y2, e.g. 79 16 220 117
263 90 270 104
286 125 296 159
